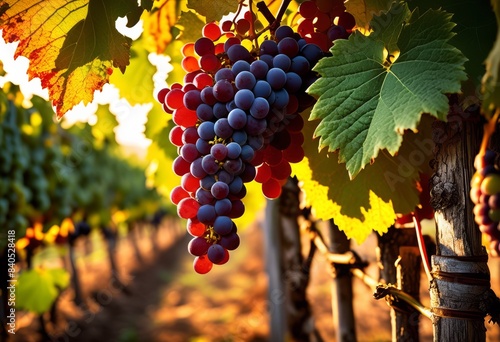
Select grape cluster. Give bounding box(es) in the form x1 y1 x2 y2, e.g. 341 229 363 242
157 20 323 273
471 149 500 255
297 0 356 52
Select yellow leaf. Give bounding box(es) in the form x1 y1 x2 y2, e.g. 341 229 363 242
0 0 142 118
142 0 181 53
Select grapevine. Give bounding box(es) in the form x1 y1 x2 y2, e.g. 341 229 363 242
157 1 356 273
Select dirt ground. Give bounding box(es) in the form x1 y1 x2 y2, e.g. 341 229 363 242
9 217 500 342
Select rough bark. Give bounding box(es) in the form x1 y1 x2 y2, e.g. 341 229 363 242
395 246 422 341
280 178 317 342
264 197 287 342
430 105 489 341
328 220 356 342
377 227 419 341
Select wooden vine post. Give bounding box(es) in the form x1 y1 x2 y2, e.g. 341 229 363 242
429 106 490 341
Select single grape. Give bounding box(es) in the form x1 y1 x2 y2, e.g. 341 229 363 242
193 255 213 274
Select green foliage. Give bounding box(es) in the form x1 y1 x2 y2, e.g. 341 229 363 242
110 39 157 106
308 2 467 177
187 0 238 22
17 267 70 314
176 11 205 43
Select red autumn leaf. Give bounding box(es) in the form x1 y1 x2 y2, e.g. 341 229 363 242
0 0 144 118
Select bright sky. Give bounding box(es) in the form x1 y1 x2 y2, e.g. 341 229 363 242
0 17 170 151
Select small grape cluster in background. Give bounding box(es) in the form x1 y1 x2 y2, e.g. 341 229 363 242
471 149 500 255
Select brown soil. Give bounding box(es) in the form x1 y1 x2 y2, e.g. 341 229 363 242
9 218 500 342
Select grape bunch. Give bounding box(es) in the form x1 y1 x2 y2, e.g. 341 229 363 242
471 149 500 255
297 0 356 52
157 19 325 273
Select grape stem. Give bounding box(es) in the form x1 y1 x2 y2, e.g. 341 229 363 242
256 1 275 25
270 0 292 32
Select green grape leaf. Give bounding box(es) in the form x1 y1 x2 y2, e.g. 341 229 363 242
17 268 70 314
345 0 393 32
186 0 238 22
482 0 500 118
293 111 434 243
308 2 467 178
175 10 205 43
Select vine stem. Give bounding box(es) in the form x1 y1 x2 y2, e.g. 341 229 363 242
479 108 500 155
373 285 433 320
310 228 358 265
412 213 432 282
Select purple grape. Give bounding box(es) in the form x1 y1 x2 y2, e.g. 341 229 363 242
226 142 242 159
180 143 199 162
202 154 220 174
260 39 278 56
213 102 229 119
197 204 217 224
215 67 235 82
275 26 294 41
213 216 233 235
219 232 240 250
231 60 251 75
266 68 287 89
253 80 272 98
232 130 248 145
190 158 207 179
250 60 269 79
196 138 211 155
188 237 211 256
234 89 255 110
249 97 270 119
211 143 228 160
207 244 226 263
211 181 230 199
228 108 248 129
227 44 252 62
235 71 257 90
196 188 215 205
214 118 234 139
213 79 234 102
290 56 310 76
196 103 214 121
285 72 302 93
215 198 232 215
197 121 216 140
273 53 292 71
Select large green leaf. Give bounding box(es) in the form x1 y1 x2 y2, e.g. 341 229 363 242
294 109 434 242
482 0 500 118
308 2 467 178
17 268 69 314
